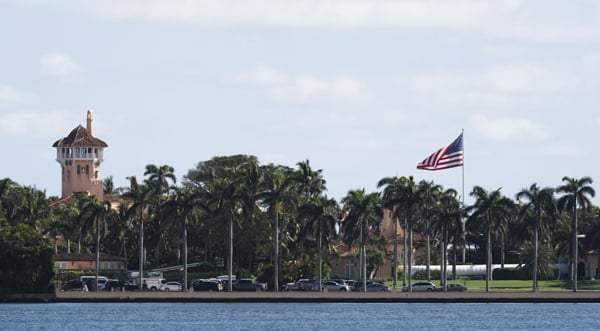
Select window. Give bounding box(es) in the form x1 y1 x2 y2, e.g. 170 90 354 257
77 165 80 175
55 262 68 270
345 260 355 280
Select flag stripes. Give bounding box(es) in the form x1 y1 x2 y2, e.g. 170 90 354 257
417 133 464 171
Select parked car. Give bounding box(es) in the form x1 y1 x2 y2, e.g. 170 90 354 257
366 283 391 292
104 280 137 291
296 279 312 291
323 280 350 292
61 279 85 291
301 280 323 292
161 281 182 292
280 282 299 291
351 280 384 291
192 279 223 291
446 283 468 292
233 278 267 291
80 276 108 291
402 281 436 292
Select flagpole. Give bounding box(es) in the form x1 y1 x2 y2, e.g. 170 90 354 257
461 129 466 264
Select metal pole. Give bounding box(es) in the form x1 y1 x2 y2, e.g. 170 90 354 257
183 222 188 292
95 215 100 291
274 211 279 292
393 209 398 290
138 210 144 291
228 210 233 292
573 202 577 292
461 129 466 264
318 218 322 292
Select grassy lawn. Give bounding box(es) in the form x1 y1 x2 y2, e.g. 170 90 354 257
386 279 600 292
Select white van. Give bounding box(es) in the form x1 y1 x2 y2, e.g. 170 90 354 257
80 276 109 290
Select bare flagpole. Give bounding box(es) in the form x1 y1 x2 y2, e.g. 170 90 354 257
461 129 466 264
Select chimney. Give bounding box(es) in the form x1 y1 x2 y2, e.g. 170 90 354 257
86 110 94 136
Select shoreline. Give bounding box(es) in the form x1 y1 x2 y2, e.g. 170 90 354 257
3 290 600 303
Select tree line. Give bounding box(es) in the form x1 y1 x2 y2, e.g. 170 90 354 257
0 154 598 293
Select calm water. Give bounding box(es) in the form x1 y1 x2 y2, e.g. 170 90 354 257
1 302 599 330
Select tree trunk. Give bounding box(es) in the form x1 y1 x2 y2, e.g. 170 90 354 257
95 216 100 292
533 223 538 292
138 212 144 291
274 211 279 292
393 213 398 290
183 220 188 292
426 234 431 281
407 221 413 292
402 220 407 286
317 218 322 292
486 219 491 293
227 210 233 292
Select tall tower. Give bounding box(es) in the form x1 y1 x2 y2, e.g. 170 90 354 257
53 110 108 199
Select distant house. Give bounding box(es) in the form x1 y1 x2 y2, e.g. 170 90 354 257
582 250 600 280
328 211 423 280
54 253 126 273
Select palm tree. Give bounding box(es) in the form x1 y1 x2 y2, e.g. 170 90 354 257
298 196 339 291
16 187 51 233
467 186 514 292
81 196 110 291
514 241 557 281
295 159 326 198
341 189 382 292
0 178 16 219
103 175 115 197
144 164 176 265
395 176 419 290
258 165 298 292
416 180 442 281
556 176 595 291
183 155 261 291
122 176 153 290
515 184 556 291
164 186 201 291
431 188 461 290
377 176 403 290
112 201 133 272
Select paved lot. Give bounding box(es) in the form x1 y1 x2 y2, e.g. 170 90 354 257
50 290 600 303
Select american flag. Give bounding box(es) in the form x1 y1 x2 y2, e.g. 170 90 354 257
417 133 464 171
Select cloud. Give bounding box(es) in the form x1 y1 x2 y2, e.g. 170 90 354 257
0 111 70 137
224 64 288 85
0 84 34 107
15 0 600 43
470 113 549 142
226 65 368 103
270 74 364 102
40 52 84 79
482 64 577 94
532 141 583 158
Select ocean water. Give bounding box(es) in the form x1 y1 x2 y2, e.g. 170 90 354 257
1 302 599 330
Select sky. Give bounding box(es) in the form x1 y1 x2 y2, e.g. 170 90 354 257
1 0 599 205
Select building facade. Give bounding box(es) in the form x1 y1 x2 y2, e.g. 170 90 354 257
52 110 108 199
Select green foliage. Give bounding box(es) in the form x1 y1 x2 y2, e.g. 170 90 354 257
2 158 600 293
0 221 55 294
413 269 441 280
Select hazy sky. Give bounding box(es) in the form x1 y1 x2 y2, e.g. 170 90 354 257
1 0 599 204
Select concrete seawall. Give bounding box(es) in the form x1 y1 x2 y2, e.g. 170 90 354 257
4 291 600 303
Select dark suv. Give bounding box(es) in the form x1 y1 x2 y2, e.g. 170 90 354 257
61 279 85 291
233 278 267 291
104 280 137 291
192 279 223 291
